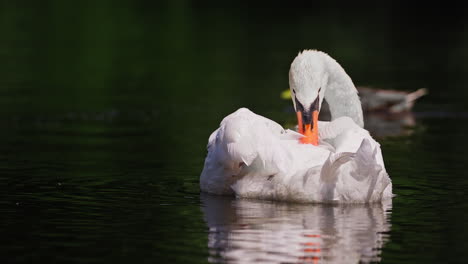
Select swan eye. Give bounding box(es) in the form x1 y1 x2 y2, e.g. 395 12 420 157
295 96 304 112
310 92 320 111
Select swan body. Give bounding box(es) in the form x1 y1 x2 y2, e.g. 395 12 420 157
200 50 393 203
200 108 392 203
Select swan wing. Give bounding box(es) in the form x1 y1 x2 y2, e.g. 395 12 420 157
331 138 392 202
201 108 286 195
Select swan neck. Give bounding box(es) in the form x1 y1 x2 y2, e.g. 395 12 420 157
323 56 364 127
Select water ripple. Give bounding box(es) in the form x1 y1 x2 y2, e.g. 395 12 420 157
201 194 392 263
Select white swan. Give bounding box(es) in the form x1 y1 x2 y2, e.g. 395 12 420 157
200 50 392 203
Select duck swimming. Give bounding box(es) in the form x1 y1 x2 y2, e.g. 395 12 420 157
200 50 392 203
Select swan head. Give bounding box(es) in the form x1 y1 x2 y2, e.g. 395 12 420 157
289 50 328 145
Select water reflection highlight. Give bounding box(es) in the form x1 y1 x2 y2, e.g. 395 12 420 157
201 194 392 263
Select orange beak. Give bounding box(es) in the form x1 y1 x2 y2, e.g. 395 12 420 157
297 110 319 145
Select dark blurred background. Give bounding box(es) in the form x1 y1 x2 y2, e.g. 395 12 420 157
2 1 468 263
2 1 468 113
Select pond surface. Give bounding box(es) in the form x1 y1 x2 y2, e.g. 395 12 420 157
2 1 468 263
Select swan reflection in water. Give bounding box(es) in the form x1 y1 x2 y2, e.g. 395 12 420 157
201 194 392 263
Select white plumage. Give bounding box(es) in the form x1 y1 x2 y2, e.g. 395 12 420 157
200 50 393 203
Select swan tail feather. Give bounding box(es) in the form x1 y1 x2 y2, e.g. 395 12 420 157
320 138 381 183
350 138 382 181
320 151 355 183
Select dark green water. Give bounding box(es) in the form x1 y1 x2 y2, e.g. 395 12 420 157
2 1 468 263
